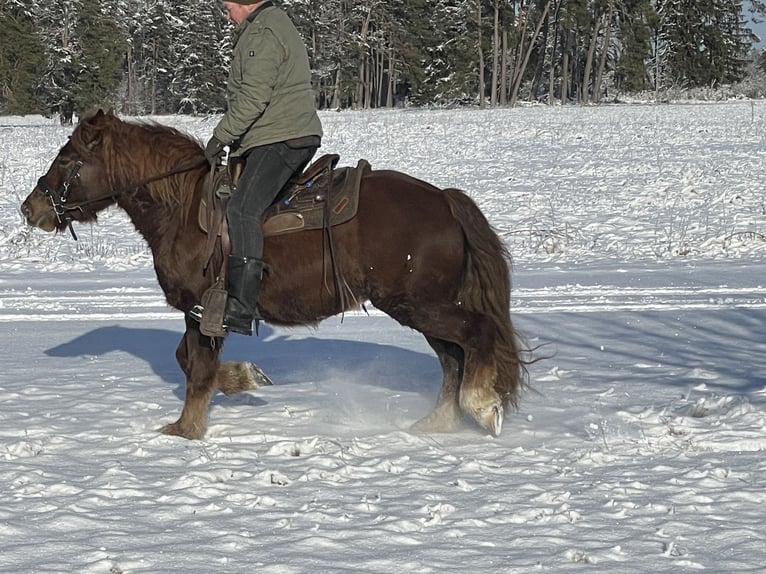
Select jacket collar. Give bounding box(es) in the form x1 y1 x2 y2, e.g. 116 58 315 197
245 1 274 24
233 1 274 44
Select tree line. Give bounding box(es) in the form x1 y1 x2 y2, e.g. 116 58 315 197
2 0 766 121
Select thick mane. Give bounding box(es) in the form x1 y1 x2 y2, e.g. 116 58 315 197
71 112 207 220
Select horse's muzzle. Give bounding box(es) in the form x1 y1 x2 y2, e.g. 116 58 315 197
20 190 57 231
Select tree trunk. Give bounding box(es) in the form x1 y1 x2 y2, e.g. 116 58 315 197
478 0 485 109
593 0 614 103
126 44 134 115
333 66 342 109
561 32 570 105
529 7 551 102
547 18 555 104
151 39 157 115
500 29 509 105
365 53 373 109
511 3 529 103
581 14 602 104
547 1 562 105
356 6 374 109
387 42 395 107
491 0 500 107
510 0 552 106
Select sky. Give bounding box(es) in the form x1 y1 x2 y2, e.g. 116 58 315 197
749 1 766 45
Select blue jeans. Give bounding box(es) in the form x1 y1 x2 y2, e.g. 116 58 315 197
227 141 317 259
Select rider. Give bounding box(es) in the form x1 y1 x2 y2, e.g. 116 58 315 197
195 0 322 336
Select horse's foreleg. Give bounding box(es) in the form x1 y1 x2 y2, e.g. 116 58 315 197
163 317 274 438
217 361 273 395
160 324 221 440
177 322 273 396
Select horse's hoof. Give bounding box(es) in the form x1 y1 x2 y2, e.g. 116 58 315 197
158 422 204 440
488 404 503 437
247 362 273 388
459 386 505 436
471 402 504 437
218 361 273 395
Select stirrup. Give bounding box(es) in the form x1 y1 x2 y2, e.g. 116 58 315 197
188 304 205 322
188 289 229 338
188 304 228 328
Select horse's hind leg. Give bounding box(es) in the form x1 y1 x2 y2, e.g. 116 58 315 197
412 337 464 433
382 301 504 436
449 315 505 436
460 348 504 436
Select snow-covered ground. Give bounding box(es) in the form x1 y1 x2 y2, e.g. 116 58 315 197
1 103 765 573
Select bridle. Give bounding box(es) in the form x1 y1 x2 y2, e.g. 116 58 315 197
37 154 208 241
37 159 84 239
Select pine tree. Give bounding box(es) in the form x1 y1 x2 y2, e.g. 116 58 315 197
614 0 656 92
418 0 476 104
0 1 47 114
142 0 176 114
7 0 766 116
389 0 431 106
115 0 167 114
714 0 751 83
35 0 82 122
71 0 127 115
656 0 752 88
169 0 229 114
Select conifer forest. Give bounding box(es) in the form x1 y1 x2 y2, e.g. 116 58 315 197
2 0 766 121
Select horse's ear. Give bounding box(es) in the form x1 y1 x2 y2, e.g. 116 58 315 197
78 111 106 151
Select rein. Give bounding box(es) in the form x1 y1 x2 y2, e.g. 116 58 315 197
38 156 207 240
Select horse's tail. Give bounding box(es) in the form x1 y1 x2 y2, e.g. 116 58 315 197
442 187 528 410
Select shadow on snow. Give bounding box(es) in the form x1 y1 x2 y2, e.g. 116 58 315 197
43 323 441 404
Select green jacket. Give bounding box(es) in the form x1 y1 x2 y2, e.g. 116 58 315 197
213 2 322 157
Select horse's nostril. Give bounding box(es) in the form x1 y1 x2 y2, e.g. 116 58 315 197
20 200 36 220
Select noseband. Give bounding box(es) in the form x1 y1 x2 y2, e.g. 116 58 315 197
37 160 84 240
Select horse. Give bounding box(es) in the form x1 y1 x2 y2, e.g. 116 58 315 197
21 110 528 440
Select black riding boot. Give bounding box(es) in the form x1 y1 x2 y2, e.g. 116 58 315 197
223 256 264 336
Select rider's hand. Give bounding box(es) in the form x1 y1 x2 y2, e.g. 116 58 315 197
204 136 226 165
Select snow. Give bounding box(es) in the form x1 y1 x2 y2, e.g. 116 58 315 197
2 102 766 573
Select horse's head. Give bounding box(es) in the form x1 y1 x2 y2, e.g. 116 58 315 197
21 110 117 234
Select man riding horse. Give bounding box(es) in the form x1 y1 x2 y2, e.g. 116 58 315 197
193 0 322 336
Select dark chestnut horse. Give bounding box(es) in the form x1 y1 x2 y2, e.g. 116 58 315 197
21 110 527 439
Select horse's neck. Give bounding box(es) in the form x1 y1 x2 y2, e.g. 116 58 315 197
114 165 204 256
102 127 205 250
116 191 167 252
